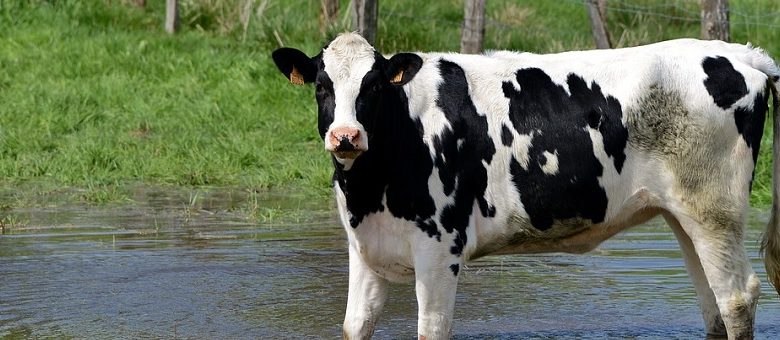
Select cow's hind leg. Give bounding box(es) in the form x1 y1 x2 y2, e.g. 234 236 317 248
671 212 760 340
664 213 726 336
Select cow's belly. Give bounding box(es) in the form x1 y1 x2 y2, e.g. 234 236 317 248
471 186 663 259
471 145 674 260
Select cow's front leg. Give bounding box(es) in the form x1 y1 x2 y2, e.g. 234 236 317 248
343 244 389 340
414 253 462 340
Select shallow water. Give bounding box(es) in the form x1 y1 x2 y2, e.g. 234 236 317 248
1 189 779 339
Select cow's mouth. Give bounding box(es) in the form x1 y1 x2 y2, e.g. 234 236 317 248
333 150 363 159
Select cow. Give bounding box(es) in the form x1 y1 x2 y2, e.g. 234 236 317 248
272 32 780 339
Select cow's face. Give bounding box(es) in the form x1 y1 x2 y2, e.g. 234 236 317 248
272 33 422 167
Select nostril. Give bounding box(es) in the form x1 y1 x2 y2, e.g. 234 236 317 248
328 127 365 157
330 128 360 143
335 137 357 152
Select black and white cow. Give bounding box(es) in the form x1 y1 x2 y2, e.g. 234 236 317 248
273 33 780 339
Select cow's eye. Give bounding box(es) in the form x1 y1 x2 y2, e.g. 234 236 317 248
316 83 331 94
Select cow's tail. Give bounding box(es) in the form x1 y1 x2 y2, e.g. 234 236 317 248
763 73 780 297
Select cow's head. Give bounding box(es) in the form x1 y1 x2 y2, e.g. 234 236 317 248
272 33 422 168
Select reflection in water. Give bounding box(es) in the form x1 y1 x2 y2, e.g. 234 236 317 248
1 189 779 338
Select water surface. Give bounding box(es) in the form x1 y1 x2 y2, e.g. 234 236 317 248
1 189 779 339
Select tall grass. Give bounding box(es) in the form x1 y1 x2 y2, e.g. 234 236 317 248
0 0 778 205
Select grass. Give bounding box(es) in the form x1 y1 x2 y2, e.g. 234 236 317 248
0 0 333 205
0 0 778 209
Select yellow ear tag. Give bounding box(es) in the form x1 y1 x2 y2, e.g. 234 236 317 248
391 70 404 84
290 66 305 85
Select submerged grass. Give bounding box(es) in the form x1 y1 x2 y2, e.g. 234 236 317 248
0 0 778 209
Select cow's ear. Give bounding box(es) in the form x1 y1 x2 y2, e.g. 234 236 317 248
386 53 423 86
272 48 317 85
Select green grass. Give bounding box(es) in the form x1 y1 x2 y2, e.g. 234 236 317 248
0 0 333 204
0 0 778 207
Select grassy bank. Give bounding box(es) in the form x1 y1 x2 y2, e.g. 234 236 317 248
0 0 778 208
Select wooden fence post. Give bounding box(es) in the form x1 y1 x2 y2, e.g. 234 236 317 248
320 0 339 35
351 0 378 44
165 0 179 34
586 0 611 49
597 0 607 21
701 0 729 41
460 0 485 54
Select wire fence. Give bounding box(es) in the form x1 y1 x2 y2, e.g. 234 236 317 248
168 0 780 53
569 0 780 28
379 0 780 31
372 0 780 52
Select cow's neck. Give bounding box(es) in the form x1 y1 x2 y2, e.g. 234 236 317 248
333 86 437 229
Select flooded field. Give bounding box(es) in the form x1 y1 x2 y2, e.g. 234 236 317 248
1 189 779 339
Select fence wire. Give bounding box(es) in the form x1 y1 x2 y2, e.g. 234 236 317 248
382 0 780 33
562 0 780 29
